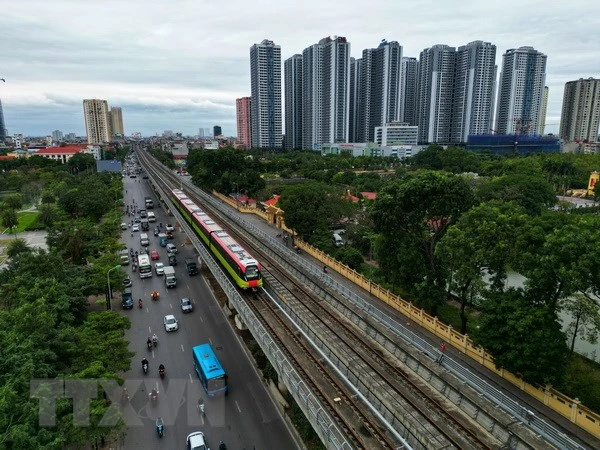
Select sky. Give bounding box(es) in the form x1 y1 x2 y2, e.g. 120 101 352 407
1 0 599 138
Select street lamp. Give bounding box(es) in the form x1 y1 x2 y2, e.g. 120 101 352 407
106 264 121 311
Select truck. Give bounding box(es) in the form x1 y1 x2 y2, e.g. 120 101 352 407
145 197 154 209
185 258 198 275
163 266 176 288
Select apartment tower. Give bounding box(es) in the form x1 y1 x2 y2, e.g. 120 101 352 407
559 78 600 142
284 54 303 150
399 57 419 126
417 45 456 143
451 41 497 142
0 99 6 141
83 99 111 144
540 86 549 135
109 107 124 136
357 39 403 143
302 36 351 150
250 39 282 149
349 57 362 143
495 46 547 135
236 97 252 149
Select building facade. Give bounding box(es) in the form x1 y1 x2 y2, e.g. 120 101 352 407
284 54 303 150
236 97 252 149
250 39 283 149
417 44 456 143
374 122 418 146
495 46 547 135
357 40 403 143
451 41 497 142
559 78 600 142
348 57 362 143
302 36 351 150
0 99 6 141
83 99 111 144
213 125 222 137
400 57 419 126
52 130 63 142
540 86 549 135
110 107 124 136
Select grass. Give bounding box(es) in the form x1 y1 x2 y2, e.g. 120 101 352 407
1 211 40 234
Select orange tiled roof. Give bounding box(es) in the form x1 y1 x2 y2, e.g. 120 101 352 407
36 145 86 155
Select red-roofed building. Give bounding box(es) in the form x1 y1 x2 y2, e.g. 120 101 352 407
35 144 100 163
0 155 16 160
263 195 280 207
360 192 377 200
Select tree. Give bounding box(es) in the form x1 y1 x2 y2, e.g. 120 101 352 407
371 172 474 314
5 193 23 210
278 182 352 241
39 203 59 227
6 238 31 258
335 247 364 270
561 294 600 355
67 152 96 173
438 201 529 333
1 208 18 235
476 173 556 215
474 288 567 386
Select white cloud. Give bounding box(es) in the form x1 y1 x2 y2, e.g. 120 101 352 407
1 0 598 136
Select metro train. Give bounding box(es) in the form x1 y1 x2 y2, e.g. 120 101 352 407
170 189 262 289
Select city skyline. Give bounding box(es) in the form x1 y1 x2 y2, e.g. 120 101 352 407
0 0 598 137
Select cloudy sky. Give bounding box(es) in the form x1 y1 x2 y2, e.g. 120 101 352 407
1 0 598 138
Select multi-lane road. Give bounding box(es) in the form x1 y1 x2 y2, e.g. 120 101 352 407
117 170 298 449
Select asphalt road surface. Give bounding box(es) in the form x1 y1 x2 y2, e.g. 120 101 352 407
117 174 298 450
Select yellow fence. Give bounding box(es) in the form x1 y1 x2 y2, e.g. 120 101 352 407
213 191 600 438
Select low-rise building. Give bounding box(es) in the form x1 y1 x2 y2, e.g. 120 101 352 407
374 122 418 146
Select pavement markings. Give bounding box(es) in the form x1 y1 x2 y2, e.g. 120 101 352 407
189 373 193 383
235 400 242 413
181 344 185 352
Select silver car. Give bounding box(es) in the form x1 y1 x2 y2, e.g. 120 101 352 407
180 298 193 313
163 315 178 332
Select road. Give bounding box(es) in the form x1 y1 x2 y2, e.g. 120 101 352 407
117 172 298 450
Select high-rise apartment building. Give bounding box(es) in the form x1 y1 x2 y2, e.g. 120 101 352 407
417 44 456 143
357 40 403 143
110 107 124 136
83 99 110 144
198 128 205 138
0 99 6 141
302 36 350 150
399 57 418 126
284 54 303 150
236 97 252 149
540 86 549 135
560 78 600 142
495 46 547 135
52 130 63 142
451 41 497 142
250 39 282 149
349 57 362 143
213 125 222 137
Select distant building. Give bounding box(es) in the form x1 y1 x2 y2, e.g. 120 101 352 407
236 97 252 149
12 134 23 150
322 142 424 159
35 145 86 163
540 86 549 135
400 57 418 126
284 54 303 150
559 78 600 142
0 99 7 141
52 130 63 141
213 125 222 137
64 132 77 141
495 46 547 135
250 39 283 150
198 128 205 138
45 136 52 146
348 57 362 143
467 134 559 155
110 107 124 136
83 99 111 144
374 122 418 146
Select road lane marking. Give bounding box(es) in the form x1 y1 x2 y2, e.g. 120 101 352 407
199 316 203 323
235 401 242 413
209 338 213 346
189 373 193 383
181 344 184 352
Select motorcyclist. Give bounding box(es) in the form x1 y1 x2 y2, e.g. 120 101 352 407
219 441 227 450
141 357 149 369
138 298 143 308
159 363 165 377
147 337 152 348
152 334 158 346
150 388 158 401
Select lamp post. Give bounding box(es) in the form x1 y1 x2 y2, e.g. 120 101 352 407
106 264 121 310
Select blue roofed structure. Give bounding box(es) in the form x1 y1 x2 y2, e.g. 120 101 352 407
467 134 560 155
96 160 122 172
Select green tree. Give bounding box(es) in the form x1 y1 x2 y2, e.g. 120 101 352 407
67 152 96 173
1 208 18 235
5 193 23 210
561 294 600 355
39 203 60 227
476 173 556 215
278 182 351 241
6 238 31 258
474 288 567 386
335 246 364 270
438 201 529 333
371 172 474 314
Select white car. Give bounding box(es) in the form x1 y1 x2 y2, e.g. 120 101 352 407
186 431 208 450
165 224 175 232
163 314 178 332
120 222 128 230
155 262 165 275
132 224 140 232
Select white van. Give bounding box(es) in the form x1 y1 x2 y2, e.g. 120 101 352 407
140 233 149 247
147 211 156 222
332 233 343 247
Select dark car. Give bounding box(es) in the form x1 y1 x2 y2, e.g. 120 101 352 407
168 254 177 266
122 288 133 309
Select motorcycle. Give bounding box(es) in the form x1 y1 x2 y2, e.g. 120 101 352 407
219 441 227 450
142 362 148 374
156 418 164 438
147 340 152 350
150 389 158 403
197 399 205 416
132 264 137 272
151 291 160 301
159 366 165 379
138 299 143 309
152 335 158 347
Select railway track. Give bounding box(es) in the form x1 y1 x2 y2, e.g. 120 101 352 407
138 150 551 449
